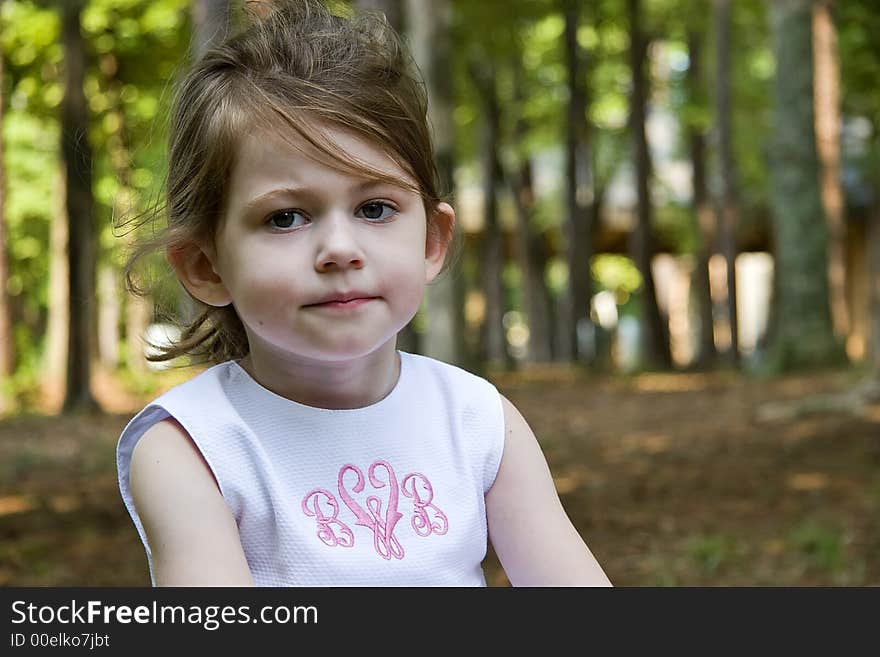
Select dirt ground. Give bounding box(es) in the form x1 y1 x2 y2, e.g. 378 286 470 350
1 365 878 586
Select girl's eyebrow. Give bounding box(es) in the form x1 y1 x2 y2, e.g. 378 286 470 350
243 180 400 211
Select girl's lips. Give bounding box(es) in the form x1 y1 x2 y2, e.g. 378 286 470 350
308 297 377 310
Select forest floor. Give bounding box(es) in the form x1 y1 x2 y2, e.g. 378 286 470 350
1 363 878 586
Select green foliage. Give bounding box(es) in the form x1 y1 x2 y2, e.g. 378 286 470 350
730 1 772 212
685 532 739 575
839 2 880 126
2 0 878 382
1 2 61 89
545 257 568 298
2 336 47 412
113 359 166 399
2 0 189 377
502 261 523 312
655 201 696 253
453 0 568 164
2 1 61 358
786 520 846 574
591 254 642 303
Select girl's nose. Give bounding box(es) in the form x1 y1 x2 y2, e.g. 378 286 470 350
313 211 365 272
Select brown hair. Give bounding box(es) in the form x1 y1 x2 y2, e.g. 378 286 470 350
120 0 459 365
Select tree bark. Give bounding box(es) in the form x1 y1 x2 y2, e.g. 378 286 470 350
406 0 467 368
562 0 595 365
45 172 69 406
510 60 553 363
870 134 880 379
768 0 841 369
871 215 880 379
812 0 849 340
686 30 717 368
471 64 509 370
627 0 671 369
714 0 740 366
0 2 15 409
515 160 554 364
60 0 100 413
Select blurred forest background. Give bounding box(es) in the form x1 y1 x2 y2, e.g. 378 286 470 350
0 0 879 586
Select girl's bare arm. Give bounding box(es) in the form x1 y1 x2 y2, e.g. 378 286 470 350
485 395 612 587
129 418 255 586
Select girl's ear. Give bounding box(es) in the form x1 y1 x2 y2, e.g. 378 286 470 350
166 243 232 307
425 202 455 283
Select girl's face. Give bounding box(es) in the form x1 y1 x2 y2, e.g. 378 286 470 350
198 124 453 364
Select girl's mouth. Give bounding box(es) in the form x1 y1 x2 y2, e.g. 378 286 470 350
308 297 376 310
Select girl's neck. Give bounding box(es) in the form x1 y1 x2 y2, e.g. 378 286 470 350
237 341 401 410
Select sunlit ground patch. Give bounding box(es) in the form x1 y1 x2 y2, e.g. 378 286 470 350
0 494 36 516
631 373 711 393
787 472 830 491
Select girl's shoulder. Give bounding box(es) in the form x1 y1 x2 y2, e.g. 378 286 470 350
399 350 500 395
117 360 244 483
396 350 504 417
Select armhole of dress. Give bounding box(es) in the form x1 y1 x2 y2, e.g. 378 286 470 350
116 404 226 587
483 383 507 495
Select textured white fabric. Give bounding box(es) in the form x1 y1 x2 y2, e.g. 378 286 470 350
116 350 505 586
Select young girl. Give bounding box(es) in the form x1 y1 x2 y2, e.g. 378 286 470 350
116 0 611 587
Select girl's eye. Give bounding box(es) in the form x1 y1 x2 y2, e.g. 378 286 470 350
357 201 396 222
267 210 307 230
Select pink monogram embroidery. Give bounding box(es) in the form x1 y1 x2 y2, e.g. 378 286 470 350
337 461 405 560
401 473 448 537
301 489 354 548
301 460 450 559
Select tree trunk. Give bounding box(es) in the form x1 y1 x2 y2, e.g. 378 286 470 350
355 0 404 33
871 207 880 379
870 133 880 379
44 172 69 407
589 188 613 369
812 0 849 340
768 0 841 369
515 161 554 364
714 0 740 366
562 0 595 365
509 61 553 364
472 64 509 370
0 5 15 412
627 0 671 370
686 30 717 368
406 0 467 368
60 0 99 414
